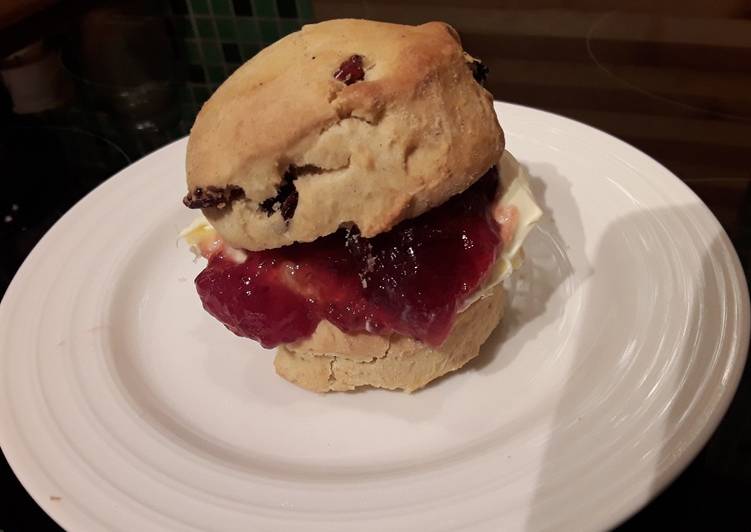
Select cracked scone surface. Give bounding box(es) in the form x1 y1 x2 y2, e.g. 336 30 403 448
274 285 505 392
186 18 503 251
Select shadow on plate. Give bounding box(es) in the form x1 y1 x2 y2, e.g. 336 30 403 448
524 201 749 531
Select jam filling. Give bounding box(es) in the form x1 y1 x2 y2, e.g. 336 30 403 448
195 168 502 348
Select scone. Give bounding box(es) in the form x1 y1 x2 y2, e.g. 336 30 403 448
181 19 542 392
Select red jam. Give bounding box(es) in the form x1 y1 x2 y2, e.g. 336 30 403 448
195 168 502 348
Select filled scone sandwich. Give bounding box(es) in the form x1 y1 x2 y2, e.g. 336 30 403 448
181 19 541 392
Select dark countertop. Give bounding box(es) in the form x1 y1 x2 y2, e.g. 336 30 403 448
1 1 749 530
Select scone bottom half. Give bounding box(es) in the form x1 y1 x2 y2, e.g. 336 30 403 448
275 285 505 393
183 18 503 252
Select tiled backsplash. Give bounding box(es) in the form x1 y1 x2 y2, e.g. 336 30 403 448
166 0 314 121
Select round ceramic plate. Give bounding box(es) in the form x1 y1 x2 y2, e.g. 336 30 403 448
1 103 748 532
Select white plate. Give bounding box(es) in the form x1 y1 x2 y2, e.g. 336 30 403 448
1 102 748 532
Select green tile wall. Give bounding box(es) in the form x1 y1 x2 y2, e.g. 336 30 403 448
168 0 315 121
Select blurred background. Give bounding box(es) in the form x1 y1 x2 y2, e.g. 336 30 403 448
0 0 749 530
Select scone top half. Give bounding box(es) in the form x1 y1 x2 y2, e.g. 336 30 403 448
184 19 503 251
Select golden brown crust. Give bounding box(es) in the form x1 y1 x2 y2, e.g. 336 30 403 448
186 19 503 251
274 285 505 392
